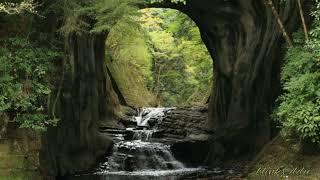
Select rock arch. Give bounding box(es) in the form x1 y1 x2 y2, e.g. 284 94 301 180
40 0 302 177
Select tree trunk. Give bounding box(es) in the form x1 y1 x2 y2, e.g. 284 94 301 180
266 0 294 47
297 0 309 41
40 33 120 177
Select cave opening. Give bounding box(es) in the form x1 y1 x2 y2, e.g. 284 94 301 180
73 8 217 178
40 6 218 178
105 8 214 108
39 1 299 178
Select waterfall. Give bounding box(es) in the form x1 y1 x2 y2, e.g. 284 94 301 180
132 130 154 141
96 108 186 172
131 107 174 141
134 107 173 127
67 107 240 179
92 107 205 179
100 141 185 172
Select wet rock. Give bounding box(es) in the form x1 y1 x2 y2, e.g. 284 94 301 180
171 140 209 167
147 118 157 127
124 156 134 172
187 133 210 141
97 141 185 172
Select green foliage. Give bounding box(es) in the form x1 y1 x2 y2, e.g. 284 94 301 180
0 0 37 15
275 16 320 144
140 9 213 106
0 37 60 130
60 0 141 35
148 30 192 105
105 8 212 107
106 17 157 107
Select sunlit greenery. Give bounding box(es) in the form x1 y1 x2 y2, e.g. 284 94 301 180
0 0 37 14
106 8 213 106
60 0 141 35
144 9 213 106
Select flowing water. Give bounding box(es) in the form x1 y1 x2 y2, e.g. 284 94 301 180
96 108 206 179
134 108 169 126
68 108 209 180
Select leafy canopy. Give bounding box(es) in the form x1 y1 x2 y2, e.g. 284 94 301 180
60 0 141 35
140 8 213 106
0 0 37 14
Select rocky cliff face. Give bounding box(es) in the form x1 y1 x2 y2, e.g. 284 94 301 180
185 0 300 154
148 0 301 163
145 0 302 165
40 33 120 178
159 106 208 138
157 107 211 167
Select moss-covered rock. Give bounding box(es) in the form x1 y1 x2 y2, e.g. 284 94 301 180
0 114 8 139
0 129 41 180
105 19 157 108
106 58 156 108
247 136 320 180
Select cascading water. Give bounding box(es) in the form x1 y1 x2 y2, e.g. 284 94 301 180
130 107 172 141
100 141 184 172
135 107 170 127
131 130 154 141
92 108 205 179
66 108 243 180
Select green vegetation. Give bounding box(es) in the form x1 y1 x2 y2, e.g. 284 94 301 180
0 0 318 156
275 2 320 146
0 0 62 131
107 8 213 107
2 1 320 180
1 0 320 179
0 37 60 130
106 18 156 107
61 0 141 35
0 0 212 129
0 0 37 14
143 9 213 106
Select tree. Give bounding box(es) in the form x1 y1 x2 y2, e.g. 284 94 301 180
297 0 309 41
140 8 212 106
0 0 37 14
0 37 60 130
265 0 293 47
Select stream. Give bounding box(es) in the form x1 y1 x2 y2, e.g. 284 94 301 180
66 108 242 180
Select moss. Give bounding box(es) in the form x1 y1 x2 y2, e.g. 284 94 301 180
0 170 41 180
106 58 156 108
247 136 320 180
105 18 157 108
0 129 41 180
